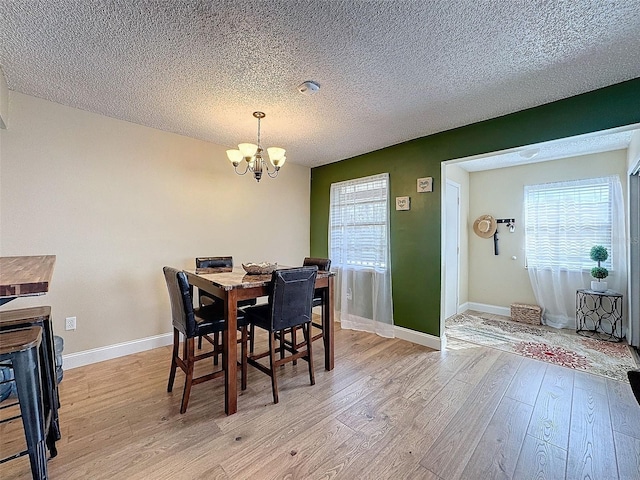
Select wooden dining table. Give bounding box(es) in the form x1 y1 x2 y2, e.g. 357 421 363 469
184 266 335 415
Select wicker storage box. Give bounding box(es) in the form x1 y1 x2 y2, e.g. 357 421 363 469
510 303 542 325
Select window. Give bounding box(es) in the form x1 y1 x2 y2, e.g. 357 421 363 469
524 176 618 270
329 173 389 269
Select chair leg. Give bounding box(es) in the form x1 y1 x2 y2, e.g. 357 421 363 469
249 324 255 354
279 330 285 361
213 332 219 365
304 322 315 386
180 337 195 414
167 329 179 392
241 326 248 391
291 327 298 366
198 335 203 350
269 331 279 404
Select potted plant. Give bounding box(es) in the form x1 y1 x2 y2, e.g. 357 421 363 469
590 245 609 292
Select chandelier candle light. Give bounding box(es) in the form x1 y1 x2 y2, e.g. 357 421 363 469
226 111 286 182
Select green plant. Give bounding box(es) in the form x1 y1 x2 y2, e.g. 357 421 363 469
590 245 609 280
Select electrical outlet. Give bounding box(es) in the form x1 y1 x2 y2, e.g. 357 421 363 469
65 316 76 331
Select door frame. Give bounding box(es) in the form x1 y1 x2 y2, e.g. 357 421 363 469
444 179 461 320
440 175 461 343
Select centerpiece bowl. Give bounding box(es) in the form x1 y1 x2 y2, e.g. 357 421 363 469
242 262 278 275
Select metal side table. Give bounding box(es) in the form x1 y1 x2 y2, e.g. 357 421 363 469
576 289 624 342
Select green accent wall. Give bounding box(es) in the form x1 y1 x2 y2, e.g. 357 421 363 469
310 78 640 337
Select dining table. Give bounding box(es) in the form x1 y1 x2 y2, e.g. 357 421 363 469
184 266 335 415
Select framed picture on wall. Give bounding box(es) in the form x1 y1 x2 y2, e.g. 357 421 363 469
396 196 410 211
417 177 433 192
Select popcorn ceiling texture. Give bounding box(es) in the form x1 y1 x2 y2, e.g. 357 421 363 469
1 1 639 167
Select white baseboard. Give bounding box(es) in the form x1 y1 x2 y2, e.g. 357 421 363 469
63 324 443 370
62 333 173 370
463 302 511 317
394 325 442 350
458 302 469 313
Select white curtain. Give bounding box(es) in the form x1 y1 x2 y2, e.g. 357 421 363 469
525 175 627 329
329 173 394 337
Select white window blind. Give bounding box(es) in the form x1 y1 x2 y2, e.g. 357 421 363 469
524 176 617 270
330 173 389 269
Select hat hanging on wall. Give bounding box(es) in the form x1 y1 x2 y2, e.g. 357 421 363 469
473 214 497 238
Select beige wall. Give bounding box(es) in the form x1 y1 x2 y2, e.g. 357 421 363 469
0 92 310 354
468 150 628 308
444 163 470 306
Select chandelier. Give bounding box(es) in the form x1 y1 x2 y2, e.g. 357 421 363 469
226 111 286 182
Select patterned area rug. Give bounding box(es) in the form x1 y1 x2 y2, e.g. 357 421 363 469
446 312 638 383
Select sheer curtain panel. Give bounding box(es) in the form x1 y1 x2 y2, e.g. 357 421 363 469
524 175 627 329
329 173 394 337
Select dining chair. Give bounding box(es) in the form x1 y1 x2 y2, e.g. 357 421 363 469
195 256 257 357
163 266 248 414
241 266 318 404
281 257 331 364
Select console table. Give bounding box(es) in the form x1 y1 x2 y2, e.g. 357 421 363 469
576 289 624 342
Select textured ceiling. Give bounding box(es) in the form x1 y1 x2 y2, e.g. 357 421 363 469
1 1 639 168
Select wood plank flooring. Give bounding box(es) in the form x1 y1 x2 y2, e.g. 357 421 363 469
1 323 639 479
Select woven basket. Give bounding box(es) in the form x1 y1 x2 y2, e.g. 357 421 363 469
510 303 542 325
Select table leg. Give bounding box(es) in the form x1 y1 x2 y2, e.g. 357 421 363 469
323 275 334 371
224 290 238 415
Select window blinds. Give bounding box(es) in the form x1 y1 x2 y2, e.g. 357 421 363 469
329 173 389 269
524 176 617 270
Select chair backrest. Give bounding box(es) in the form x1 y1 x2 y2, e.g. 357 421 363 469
303 257 331 271
163 266 197 338
268 266 318 331
196 256 233 268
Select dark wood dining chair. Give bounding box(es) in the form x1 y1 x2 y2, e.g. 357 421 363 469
241 266 318 404
163 266 248 414
303 257 331 338
195 256 257 357
281 257 331 364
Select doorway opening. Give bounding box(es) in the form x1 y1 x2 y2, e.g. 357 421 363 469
440 123 640 364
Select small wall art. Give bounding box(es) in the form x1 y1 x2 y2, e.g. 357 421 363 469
395 196 411 211
417 177 433 193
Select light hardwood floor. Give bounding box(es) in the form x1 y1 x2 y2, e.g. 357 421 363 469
1 323 639 479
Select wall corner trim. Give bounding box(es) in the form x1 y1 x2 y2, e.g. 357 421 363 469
394 325 441 350
62 332 173 370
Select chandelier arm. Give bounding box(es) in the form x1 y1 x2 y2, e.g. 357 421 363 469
266 167 279 178
234 162 252 176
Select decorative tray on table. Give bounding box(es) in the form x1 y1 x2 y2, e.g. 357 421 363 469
242 262 278 275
